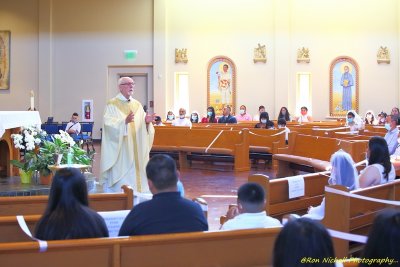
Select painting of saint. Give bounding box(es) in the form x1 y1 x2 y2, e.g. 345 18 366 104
0 31 10 90
208 56 236 115
330 57 359 117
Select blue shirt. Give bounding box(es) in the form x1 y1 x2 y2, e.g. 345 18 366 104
118 192 208 236
218 115 237 124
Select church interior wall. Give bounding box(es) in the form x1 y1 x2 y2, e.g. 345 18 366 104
0 0 399 139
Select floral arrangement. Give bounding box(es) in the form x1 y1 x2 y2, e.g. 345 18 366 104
11 126 92 178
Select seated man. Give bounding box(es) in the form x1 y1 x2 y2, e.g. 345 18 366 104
220 182 281 230
118 154 208 236
217 106 237 124
172 108 192 127
384 115 399 155
65 112 81 139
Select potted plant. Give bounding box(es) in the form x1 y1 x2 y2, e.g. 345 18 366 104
10 126 45 184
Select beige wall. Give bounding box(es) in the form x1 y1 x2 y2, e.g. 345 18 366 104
0 0 39 111
1 0 400 138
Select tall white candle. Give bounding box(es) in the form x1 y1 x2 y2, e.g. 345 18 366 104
30 90 34 110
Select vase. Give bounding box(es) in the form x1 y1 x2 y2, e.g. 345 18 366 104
53 153 63 166
19 170 32 184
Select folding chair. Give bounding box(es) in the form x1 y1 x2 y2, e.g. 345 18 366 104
76 122 95 153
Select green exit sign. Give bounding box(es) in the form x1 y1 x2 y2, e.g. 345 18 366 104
124 50 137 60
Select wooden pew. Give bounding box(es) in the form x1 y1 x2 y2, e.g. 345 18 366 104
322 180 400 257
0 185 133 216
273 132 368 177
220 173 329 225
152 127 250 171
0 227 281 267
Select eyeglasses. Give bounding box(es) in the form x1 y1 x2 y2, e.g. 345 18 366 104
120 82 135 86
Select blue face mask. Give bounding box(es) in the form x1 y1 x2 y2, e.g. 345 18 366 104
347 118 353 123
207 111 212 117
385 123 391 131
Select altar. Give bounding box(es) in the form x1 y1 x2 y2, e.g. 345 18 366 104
0 111 41 177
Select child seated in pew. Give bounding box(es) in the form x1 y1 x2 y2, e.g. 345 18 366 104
302 150 358 220
273 218 336 267
360 209 400 267
359 136 395 188
220 182 281 230
277 118 290 145
35 168 109 240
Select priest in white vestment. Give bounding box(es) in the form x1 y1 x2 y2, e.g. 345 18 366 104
100 77 155 193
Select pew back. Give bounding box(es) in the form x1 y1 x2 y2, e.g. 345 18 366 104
0 185 134 216
0 227 281 267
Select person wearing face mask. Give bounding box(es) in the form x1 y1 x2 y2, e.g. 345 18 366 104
364 110 377 125
302 150 358 220
255 112 274 129
201 106 217 123
346 110 362 132
277 118 290 144
384 115 399 155
172 108 192 127
190 111 199 123
236 105 252 122
295 106 313 123
165 111 175 123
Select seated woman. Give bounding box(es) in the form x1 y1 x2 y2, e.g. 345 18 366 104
255 112 274 129
364 110 377 125
359 136 395 188
346 110 363 131
190 111 199 123
377 111 387 125
277 106 291 122
302 150 358 220
273 218 335 267
35 168 109 240
165 110 175 123
201 106 217 123
360 209 400 267
295 106 312 123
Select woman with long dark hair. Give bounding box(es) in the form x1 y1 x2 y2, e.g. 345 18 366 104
277 107 291 122
359 136 395 188
201 106 217 123
35 168 109 240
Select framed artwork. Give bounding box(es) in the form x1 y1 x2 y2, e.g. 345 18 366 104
207 56 236 115
329 56 359 117
82 100 94 122
0 31 11 90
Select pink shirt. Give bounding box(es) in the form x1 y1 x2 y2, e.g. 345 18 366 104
236 113 252 121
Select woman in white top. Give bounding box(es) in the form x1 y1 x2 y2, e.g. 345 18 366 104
346 110 363 131
303 150 358 220
359 136 396 188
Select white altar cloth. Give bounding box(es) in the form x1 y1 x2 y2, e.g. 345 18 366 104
0 111 42 138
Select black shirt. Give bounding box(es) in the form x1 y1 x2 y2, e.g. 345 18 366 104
118 192 208 236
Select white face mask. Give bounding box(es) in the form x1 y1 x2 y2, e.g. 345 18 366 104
179 115 185 119
167 115 174 120
191 115 197 120
385 123 391 131
239 109 245 115
366 114 372 120
261 119 267 124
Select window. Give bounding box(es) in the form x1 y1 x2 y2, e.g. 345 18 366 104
174 72 189 112
296 72 312 115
